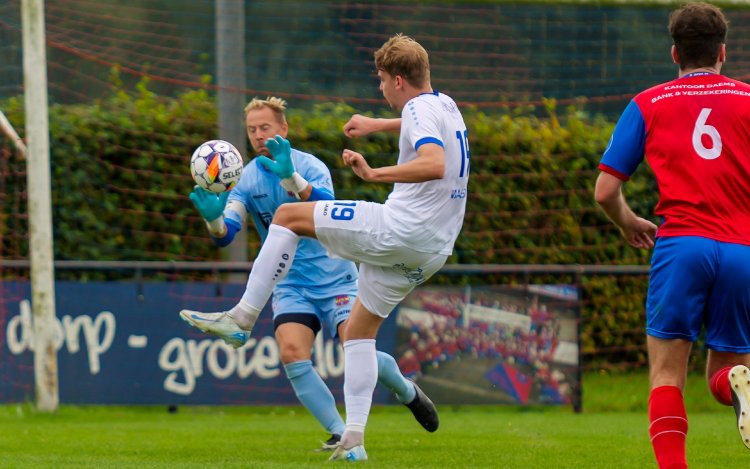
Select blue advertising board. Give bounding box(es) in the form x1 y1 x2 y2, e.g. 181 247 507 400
0 281 397 405
1 281 579 407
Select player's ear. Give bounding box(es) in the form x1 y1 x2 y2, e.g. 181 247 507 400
719 43 726 64
670 45 679 65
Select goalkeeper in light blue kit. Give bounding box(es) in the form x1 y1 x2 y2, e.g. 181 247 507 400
180 97 436 450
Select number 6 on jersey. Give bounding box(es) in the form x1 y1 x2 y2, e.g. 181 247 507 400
692 108 722 160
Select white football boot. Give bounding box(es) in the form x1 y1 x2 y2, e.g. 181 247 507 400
179 310 250 348
328 444 368 462
729 364 750 449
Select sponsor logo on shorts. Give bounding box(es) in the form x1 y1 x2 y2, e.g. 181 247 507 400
335 295 351 307
336 309 351 319
322 202 331 217
393 263 425 285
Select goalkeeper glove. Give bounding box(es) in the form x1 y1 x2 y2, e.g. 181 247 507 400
189 185 230 235
257 135 308 198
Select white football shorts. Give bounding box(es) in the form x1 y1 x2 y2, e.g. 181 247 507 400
313 200 448 318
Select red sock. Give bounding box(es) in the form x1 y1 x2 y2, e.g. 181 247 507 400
648 386 688 469
709 366 733 406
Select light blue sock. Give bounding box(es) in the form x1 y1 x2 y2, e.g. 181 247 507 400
284 360 345 436
376 351 416 404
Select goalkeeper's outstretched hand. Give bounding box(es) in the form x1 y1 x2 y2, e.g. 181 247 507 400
257 135 295 178
189 185 229 222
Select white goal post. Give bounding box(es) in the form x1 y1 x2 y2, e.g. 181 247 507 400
21 0 58 412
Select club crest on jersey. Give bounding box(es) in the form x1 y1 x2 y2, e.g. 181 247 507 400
335 295 351 307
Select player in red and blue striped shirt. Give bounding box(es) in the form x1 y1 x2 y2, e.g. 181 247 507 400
595 3 750 468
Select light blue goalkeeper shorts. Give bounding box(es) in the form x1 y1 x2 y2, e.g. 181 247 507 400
271 282 357 339
646 236 750 352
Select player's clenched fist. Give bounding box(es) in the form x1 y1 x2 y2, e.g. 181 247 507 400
342 149 375 181
343 114 373 138
344 114 402 139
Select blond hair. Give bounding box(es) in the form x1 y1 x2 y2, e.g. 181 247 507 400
244 96 287 125
374 34 430 88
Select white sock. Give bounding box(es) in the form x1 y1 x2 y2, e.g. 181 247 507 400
342 339 377 447
238 223 299 315
340 430 364 450
226 300 260 331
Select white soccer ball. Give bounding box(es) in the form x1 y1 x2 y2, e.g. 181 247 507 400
190 140 244 193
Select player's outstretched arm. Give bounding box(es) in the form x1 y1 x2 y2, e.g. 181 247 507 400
342 143 445 183
344 114 401 138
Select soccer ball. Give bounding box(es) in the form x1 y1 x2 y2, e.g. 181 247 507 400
190 140 244 193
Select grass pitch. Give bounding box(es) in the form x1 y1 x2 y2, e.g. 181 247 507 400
0 371 745 468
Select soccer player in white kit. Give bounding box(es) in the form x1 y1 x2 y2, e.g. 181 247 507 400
187 34 470 461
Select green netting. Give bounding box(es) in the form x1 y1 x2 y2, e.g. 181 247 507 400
2 1 750 115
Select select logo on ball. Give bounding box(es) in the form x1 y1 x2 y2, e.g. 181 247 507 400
190 140 244 194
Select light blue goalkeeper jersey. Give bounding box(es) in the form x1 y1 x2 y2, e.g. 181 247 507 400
225 148 358 292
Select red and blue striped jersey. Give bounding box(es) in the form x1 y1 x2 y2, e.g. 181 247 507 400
599 73 750 245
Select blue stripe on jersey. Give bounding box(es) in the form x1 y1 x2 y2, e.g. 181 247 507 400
308 185 333 201
415 136 444 150
599 100 646 178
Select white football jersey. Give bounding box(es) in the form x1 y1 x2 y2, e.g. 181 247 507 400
384 91 469 255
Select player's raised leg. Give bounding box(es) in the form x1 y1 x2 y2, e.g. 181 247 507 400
181 203 317 342
232 204 317 326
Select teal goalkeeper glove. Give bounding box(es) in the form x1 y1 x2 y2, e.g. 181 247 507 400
257 135 308 197
258 135 294 178
189 185 229 222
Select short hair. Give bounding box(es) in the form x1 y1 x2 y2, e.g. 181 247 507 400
374 34 430 88
244 96 287 125
668 2 728 69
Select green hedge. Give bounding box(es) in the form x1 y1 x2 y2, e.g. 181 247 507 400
0 78 659 367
